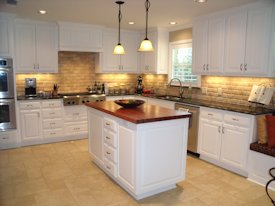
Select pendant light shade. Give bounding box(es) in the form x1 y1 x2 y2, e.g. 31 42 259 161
113 1 125 55
138 0 154 52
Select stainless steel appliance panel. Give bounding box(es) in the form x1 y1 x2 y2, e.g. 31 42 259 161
0 58 14 99
175 103 200 155
0 99 16 131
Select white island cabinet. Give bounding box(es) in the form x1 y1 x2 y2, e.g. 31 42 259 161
87 101 190 200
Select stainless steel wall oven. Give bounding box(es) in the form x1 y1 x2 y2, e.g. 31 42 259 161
0 57 16 131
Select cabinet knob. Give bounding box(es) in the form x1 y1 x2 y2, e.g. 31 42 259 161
244 64 247 71
203 64 205 70
106 152 111 155
218 126 221 133
106 122 110 126
222 127 224 134
106 166 111 170
105 136 111 139
206 64 209 71
240 64 243 71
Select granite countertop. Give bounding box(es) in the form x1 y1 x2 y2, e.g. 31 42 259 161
85 101 191 124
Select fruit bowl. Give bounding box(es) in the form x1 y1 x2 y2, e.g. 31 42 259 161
114 99 145 108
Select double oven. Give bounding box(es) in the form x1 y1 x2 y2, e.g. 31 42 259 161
0 58 16 131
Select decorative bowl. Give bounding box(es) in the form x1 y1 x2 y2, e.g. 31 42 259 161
114 99 145 108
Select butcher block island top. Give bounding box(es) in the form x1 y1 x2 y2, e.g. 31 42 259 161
85 101 191 124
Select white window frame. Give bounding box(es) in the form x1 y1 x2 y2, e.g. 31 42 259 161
168 39 201 88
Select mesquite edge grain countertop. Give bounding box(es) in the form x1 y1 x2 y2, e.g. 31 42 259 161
85 101 191 124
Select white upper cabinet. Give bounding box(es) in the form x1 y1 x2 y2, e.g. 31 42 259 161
59 22 103 52
15 19 58 73
0 13 15 57
224 3 273 76
96 29 139 73
139 28 169 74
193 14 225 75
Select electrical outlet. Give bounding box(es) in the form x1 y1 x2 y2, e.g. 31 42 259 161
202 87 207 95
218 88 223 96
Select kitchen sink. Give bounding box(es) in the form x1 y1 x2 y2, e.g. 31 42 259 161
156 95 183 102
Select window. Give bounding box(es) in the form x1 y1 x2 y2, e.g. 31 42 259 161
169 40 201 87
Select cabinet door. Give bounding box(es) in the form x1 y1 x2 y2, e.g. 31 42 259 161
207 16 225 73
199 118 222 161
0 15 13 57
220 124 249 170
118 125 135 192
88 111 104 165
224 10 247 74
192 19 208 74
139 31 156 73
20 110 42 141
244 6 272 75
102 31 120 72
120 32 139 73
147 98 175 109
15 22 36 72
36 23 58 73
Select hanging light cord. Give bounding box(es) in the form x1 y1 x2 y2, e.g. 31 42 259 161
145 0 150 40
118 3 122 44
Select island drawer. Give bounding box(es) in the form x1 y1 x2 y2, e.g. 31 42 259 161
103 118 117 132
42 108 63 118
41 100 62 108
103 129 117 148
104 144 117 163
43 128 63 138
224 113 250 127
43 119 63 129
19 102 40 110
104 158 117 177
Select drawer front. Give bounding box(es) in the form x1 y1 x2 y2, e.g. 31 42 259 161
103 118 117 132
224 113 250 127
42 108 63 118
65 123 88 134
41 100 62 108
0 132 17 144
103 129 117 148
201 109 223 121
43 119 63 129
65 113 87 122
104 158 117 177
104 144 117 163
19 102 40 110
43 128 63 138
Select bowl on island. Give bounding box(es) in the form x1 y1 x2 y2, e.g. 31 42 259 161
114 99 145 108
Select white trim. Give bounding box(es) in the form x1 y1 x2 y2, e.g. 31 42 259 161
167 23 193 32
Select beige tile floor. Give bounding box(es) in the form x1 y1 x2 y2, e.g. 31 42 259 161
0 139 274 206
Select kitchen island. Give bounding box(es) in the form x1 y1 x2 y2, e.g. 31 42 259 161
86 101 191 200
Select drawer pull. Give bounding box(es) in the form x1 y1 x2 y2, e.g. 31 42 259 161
106 122 110 126
50 132 56 135
106 152 111 155
105 136 111 139
106 166 111 170
2 137 8 140
207 113 213 116
232 118 239 121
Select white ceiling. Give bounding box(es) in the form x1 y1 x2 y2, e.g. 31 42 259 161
0 0 259 30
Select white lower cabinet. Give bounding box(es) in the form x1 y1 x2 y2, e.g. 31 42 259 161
198 107 253 176
20 109 42 142
88 107 188 200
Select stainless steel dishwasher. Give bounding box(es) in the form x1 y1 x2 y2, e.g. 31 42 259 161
175 103 200 156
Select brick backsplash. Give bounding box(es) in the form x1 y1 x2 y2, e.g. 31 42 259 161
16 52 275 108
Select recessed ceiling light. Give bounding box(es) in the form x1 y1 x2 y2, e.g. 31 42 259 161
194 0 208 3
38 10 47 14
129 22 135 25
170 22 177 25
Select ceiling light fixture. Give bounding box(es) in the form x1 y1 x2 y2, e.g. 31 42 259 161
38 10 47 14
138 0 154 52
194 0 208 3
113 1 125 55
170 22 177 25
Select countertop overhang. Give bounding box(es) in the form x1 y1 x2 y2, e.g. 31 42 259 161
85 101 191 124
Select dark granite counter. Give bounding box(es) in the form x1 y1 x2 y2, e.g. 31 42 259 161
17 95 62 101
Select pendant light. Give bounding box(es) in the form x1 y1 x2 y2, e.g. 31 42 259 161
138 0 154 52
113 1 125 54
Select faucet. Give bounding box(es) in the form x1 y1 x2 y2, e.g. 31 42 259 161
168 78 184 98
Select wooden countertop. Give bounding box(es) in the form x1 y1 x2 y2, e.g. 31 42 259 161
85 101 191 124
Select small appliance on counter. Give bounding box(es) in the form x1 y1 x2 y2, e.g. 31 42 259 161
25 78 37 97
136 76 143 94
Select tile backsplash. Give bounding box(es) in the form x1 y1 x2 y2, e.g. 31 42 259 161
16 52 275 108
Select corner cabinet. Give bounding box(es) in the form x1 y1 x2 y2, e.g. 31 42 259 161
224 2 274 76
0 13 15 57
15 19 58 73
58 22 103 52
96 29 139 73
192 13 225 75
139 28 169 74
198 107 254 176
